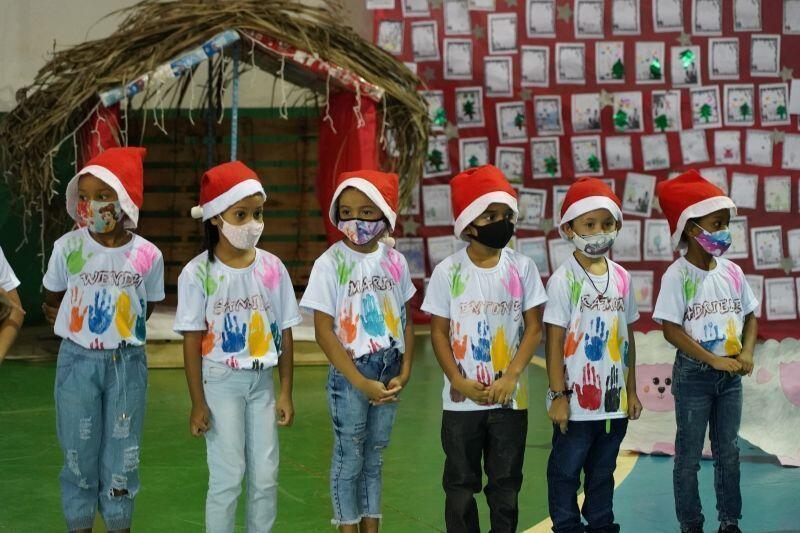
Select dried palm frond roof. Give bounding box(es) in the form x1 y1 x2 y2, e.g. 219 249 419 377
0 0 428 247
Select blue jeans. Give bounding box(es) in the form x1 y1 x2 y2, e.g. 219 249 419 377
326 348 401 525
672 352 742 531
202 359 279 533
547 418 628 533
55 339 147 531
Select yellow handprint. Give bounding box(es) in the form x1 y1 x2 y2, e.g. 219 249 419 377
724 318 742 356
247 312 273 358
515 377 529 409
608 316 622 362
620 368 628 413
490 326 511 373
382 296 401 338
115 292 136 338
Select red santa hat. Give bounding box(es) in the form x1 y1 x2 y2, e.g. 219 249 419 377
191 161 265 221
656 169 736 250
66 147 146 229
559 177 623 239
451 165 518 239
328 170 399 230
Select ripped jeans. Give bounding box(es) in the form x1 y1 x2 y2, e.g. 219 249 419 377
55 339 147 531
327 348 401 526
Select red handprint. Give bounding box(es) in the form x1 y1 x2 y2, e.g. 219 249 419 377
337 303 358 344
573 363 602 410
69 287 88 333
451 321 468 361
201 321 216 356
89 338 104 350
476 363 493 388
564 315 583 358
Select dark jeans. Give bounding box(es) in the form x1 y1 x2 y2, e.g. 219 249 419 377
547 418 628 533
672 352 742 531
441 409 528 533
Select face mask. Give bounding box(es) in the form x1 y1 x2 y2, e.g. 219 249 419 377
337 219 387 245
692 222 731 257
218 218 264 250
572 230 617 258
77 200 123 234
469 218 515 249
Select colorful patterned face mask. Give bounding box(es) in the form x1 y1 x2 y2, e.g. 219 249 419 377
337 219 387 245
77 200 123 234
572 230 617 258
692 222 731 257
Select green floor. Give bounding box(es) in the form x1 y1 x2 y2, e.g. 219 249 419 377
0 342 552 532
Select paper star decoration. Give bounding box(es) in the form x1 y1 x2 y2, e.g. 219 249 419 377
780 256 794 275
422 66 436 82
401 218 420 236
519 89 533 101
676 32 693 46
505 0 518 6
599 89 614 108
556 2 572 22
780 66 794 82
472 24 485 39
771 129 785 145
430 0 444 7
444 121 459 140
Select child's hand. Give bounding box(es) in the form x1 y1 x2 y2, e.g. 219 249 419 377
42 302 58 325
710 356 743 374
370 373 409 405
735 350 754 376
487 373 518 405
548 396 570 434
190 403 211 437
276 393 294 427
359 379 401 403
627 390 643 420
455 378 490 404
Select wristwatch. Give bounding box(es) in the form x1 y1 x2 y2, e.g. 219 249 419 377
547 389 573 401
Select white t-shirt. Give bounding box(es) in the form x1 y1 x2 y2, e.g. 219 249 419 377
421 247 548 412
543 254 639 421
173 249 302 370
300 241 416 359
653 256 758 357
0 246 20 291
42 228 165 349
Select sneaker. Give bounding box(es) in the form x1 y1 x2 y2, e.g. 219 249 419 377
718 525 742 533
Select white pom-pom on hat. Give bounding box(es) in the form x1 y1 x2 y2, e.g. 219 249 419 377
190 205 204 219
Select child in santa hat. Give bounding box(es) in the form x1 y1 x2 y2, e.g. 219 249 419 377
421 164 547 533
653 170 758 533
0 245 24 364
300 169 416 532
543 177 642 533
41 147 165 532
173 161 301 532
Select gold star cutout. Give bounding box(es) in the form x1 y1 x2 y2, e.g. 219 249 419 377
599 89 614 108
401 218 420 236
780 66 794 82
780 256 794 274
519 89 533 101
423 66 436 82
472 24 485 39
771 129 785 145
556 2 572 22
430 0 443 7
676 32 693 46
505 0 518 6
444 121 459 140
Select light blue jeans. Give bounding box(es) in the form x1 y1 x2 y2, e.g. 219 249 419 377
203 359 279 533
327 348 402 526
55 339 147 531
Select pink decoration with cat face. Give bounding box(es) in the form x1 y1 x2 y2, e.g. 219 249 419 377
636 363 675 412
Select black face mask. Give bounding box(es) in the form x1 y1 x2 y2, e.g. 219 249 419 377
469 218 515 249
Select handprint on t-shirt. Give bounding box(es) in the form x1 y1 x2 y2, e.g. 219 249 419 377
247 311 273 358
500 263 523 299
201 321 216 356
381 248 404 283
69 287 88 333
566 270 583 306
476 363 493 387
88 288 115 335
126 242 159 275
490 326 511 376
608 316 626 363
337 303 358 344
89 338 104 350
451 322 468 361
221 313 247 353
196 261 223 296
361 293 386 337
471 320 491 363
382 296 401 338
604 365 622 412
333 249 356 286
583 317 609 362
256 255 281 291
134 298 147 341
448 263 468 298
114 292 136 338
573 363 602 410
564 315 583 358
65 237 92 276
682 269 699 301
612 264 630 299
724 318 742 355
270 321 283 355
699 323 725 352
725 262 743 293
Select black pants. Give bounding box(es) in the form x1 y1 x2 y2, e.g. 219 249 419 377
441 409 528 533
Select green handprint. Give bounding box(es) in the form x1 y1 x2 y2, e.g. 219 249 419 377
334 249 356 285
448 263 468 297
566 270 583 306
65 237 92 275
682 269 699 301
195 260 224 296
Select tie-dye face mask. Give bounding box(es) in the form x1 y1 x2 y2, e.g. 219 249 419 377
692 222 731 257
337 219 386 245
77 200 123 234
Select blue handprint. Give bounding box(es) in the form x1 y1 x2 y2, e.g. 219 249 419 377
470 320 491 363
361 293 386 337
699 323 725 352
583 317 609 362
221 313 247 353
88 289 115 334
134 298 147 341
270 321 282 355
621 339 630 367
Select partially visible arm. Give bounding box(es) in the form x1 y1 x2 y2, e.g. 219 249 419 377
431 315 489 404
545 323 569 433
146 302 157 320
662 321 742 373
625 325 642 420
0 289 24 362
183 331 210 436
735 312 757 375
42 289 64 325
386 302 415 394
275 328 294 426
488 306 543 404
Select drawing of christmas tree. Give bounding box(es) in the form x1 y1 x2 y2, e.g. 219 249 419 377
462 99 475 119
544 156 558 176
699 103 713 123
739 102 750 119
649 59 662 80
587 154 600 172
777 104 787 119
612 59 625 80
614 109 628 128
468 155 479 168
514 112 525 130
654 114 669 132
434 107 447 126
428 149 444 171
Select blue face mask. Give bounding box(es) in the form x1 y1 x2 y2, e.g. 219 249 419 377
692 222 732 257
77 200 123 233
337 219 387 245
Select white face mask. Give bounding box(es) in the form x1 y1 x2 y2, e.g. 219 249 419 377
218 218 264 250
572 230 618 258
